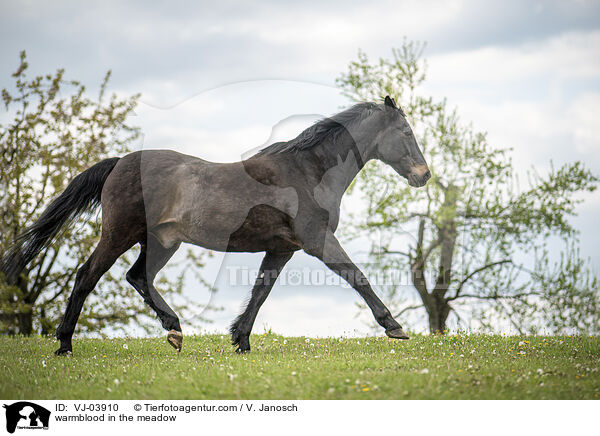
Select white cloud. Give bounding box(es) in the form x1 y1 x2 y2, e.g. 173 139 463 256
245 1 461 47
427 30 600 85
569 91 600 154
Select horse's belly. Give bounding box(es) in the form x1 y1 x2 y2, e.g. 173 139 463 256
224 204 301 253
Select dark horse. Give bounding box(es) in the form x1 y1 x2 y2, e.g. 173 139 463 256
1 96 430 355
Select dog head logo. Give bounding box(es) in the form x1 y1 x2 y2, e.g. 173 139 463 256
3 402 50 433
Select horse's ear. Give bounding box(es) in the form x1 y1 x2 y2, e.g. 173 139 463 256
384 95 397 109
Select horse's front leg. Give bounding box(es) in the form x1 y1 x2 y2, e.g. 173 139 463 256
230 251 294 353
304 231 409 339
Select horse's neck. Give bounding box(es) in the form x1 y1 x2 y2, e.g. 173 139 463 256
309 135 373 204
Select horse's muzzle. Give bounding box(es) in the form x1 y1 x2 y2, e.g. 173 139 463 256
408 169 431 187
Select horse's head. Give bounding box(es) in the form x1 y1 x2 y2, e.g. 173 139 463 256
373 96 430 187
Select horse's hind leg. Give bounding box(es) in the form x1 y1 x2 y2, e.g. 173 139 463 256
230 251 293 353
55 235 135 355
126 235 182 350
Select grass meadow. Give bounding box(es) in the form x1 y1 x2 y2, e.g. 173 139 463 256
1 333 598 399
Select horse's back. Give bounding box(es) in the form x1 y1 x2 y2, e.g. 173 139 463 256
100 150 208 232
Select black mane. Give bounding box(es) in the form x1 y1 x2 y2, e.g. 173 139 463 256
256 102 380 156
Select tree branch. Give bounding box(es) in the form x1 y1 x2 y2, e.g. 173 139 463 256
448 259 512 301
39 268 77 306
380 249 411 258
30 247 60 304
448 290 539 301
410 218 430 300
393 304 423 318
421 237 442 264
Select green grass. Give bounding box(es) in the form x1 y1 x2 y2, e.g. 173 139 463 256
1 333 598 399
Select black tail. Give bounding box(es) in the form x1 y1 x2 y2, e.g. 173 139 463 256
1 157 120 284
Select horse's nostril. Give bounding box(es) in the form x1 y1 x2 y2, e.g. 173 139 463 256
423 170 431 180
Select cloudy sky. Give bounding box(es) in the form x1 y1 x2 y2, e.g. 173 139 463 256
2 0 599 337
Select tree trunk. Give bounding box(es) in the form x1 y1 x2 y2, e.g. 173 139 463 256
425 296 451 333
429 184 458 334
410 218 454 334
17 310 33 335
40 307 51 336
1 273 35 335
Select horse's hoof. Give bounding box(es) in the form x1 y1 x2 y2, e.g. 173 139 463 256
167 330 183 352
235 347 250 354
385 327 410 340
54 348 72 356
